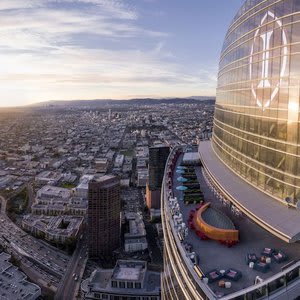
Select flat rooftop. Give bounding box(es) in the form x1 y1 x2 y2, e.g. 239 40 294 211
198 140 300 242
171 153 300 296
92 175 118 186
115 267 140 281
112 261 145 281
77 174 95 189
81 260 160 295
38 185 71 198
0 252 41 300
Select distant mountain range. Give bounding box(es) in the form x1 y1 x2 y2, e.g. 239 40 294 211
29 96 216 108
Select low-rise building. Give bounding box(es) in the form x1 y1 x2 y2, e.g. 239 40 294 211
124 237 148 253
135 146 149 158
137 169 148 187
35 171 62 185
22 215 83 244
0 175 13 189
114 154 124 168
0 252 41 300
136 157 147 169
124 213 148 253
36 185 72 202
94 158 108 173
81 260 160 300
76 175 95 199
122 157 133 173
32 185 87 215
120 179 130 187
150 208 161 221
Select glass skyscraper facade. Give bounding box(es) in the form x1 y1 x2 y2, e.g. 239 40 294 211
213 0 300 204
161 1 300 300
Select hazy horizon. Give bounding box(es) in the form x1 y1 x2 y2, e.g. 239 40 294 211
0 95 217 109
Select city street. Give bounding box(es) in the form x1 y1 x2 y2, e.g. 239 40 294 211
55 233 88 300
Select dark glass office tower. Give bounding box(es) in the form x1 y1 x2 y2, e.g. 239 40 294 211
88 175 120 259
148 146 170 190
146 145 169 209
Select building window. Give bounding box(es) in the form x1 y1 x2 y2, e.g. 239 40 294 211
127 282 133 288
111 281 117 288
134 282 141 289
119 281 125 288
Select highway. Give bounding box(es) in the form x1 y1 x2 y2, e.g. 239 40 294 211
0 193 71 290
0 192 89 299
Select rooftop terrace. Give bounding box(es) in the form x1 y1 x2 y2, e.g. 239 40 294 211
166 148 300 298
199 140 300 243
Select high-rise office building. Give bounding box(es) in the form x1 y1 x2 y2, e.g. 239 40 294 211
161 1 300 299
108 109 112 121
146 145 169 209
88 175 121 259
148 146 170 190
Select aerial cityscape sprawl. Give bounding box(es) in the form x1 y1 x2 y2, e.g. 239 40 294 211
0 100 214 299
1 0 300 300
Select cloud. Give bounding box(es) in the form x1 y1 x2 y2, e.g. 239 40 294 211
0 1 167 53
0 0 41 10
0 0 216 107
0 0 138 19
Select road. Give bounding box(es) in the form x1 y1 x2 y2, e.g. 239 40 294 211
0 195 7 213
26 182 34 214
55 231 88 300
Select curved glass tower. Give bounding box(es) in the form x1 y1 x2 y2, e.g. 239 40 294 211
161 1 300 300
213 0 300 204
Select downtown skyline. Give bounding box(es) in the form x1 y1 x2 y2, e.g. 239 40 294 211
0 0 243 107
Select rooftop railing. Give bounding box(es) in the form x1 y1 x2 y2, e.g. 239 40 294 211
162 145 300 300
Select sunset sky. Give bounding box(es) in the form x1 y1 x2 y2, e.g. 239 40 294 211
0 0 244 107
